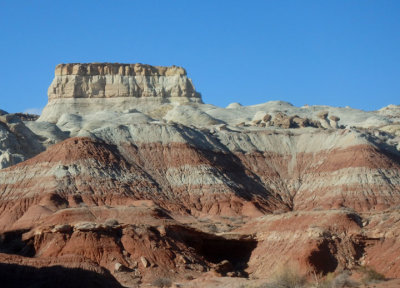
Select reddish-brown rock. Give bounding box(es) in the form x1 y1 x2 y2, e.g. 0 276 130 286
1 63 400 287
0 134 399 286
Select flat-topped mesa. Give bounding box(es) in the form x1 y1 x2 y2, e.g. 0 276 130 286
40 63 203 122
49 63 201 100
54 63 187 76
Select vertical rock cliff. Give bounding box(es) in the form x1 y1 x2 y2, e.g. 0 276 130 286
40 63 202 122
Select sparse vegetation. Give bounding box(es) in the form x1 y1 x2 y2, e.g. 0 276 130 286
256 267 385 288
312 272 335 288
258 268 307 288
331 272 359 288
313 271 359 288
152 277 172 288
257 269 363 288
358 266 385 284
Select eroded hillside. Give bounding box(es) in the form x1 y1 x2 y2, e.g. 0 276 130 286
0 63 399 287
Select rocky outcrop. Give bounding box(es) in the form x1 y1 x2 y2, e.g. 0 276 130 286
236 210 364 277
271 112 321 129
49 63 200 100
55 63 187 76
0 114 45 169
40 63 202 122
1 63 400 286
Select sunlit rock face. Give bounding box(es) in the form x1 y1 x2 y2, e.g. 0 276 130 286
41 63 202 122
50 63 200 100
1 63 400 286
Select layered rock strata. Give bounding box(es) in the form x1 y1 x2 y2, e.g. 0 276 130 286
1 63 400 286
50 63 200 100
41 63 202 122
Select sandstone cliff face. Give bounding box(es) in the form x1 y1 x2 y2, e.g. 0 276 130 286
50 63 199 100
1 63 400 287
41 63 202 123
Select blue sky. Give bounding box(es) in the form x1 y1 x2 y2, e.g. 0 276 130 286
1 0 399 113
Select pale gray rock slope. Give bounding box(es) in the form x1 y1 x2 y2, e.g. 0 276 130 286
0 114 46 168
1 63 400 169
8 99 400 170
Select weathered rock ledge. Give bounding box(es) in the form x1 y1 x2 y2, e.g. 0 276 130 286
55 63 187 76
48 62 201 100
41 63 203 122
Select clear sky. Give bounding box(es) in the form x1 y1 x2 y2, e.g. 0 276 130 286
1 0 399 113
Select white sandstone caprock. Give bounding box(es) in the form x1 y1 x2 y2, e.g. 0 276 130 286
40 63 203 123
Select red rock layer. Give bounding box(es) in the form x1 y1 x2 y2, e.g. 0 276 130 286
360 210 400 278
0 137 284 231
234 210 365 277
236 145 400 211
0 136 400 284
1 137 400 230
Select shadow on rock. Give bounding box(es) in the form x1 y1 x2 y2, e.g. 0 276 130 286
0 263 123 288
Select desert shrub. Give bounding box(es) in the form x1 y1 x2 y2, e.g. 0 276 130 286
331 271 359 288
152 277 172 287
259 268 307 288
313 271 359 288
312 272 334 288
358 266 385 284
104 218 119 227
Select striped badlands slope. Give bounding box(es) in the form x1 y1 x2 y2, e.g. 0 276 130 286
1 63 400 286
0 126 399 284
1 125 399 230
